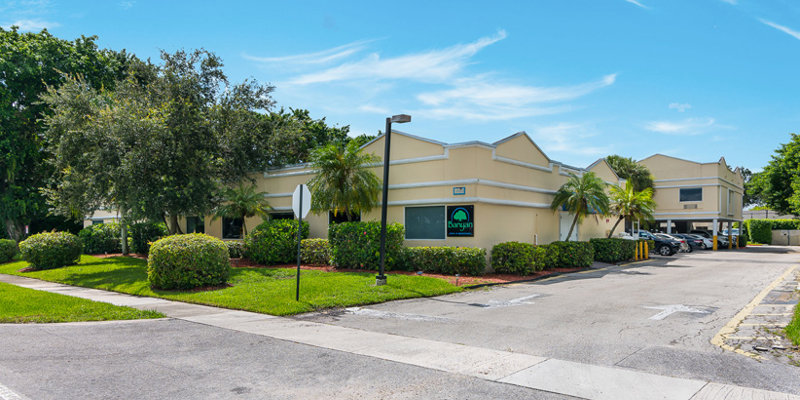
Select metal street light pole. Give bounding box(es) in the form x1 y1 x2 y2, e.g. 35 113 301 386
377 114 411 286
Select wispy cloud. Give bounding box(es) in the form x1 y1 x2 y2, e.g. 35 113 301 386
759 18 800 41
668 102 691 112
645 117 716 135
531 123 613 161
718 0 737 4
287 30 507 85
624 0 648 9
119 1 135 10
244 40 373 66
3 18 59 31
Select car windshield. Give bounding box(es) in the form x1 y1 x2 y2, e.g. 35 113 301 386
654 234 671 240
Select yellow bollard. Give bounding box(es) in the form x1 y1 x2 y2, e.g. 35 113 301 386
713 235 718 251
634 241 639 261
644 241 649 259
734 236 739 249
639 241 643 260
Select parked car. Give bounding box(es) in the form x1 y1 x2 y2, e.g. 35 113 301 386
656 233 691 253
670 233 706 251
636 230 681 256
690 230 729 248
686 233 713 250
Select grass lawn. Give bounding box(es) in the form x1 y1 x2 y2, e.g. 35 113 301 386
786 303 800 346
0 255 462 316
0 281 164 323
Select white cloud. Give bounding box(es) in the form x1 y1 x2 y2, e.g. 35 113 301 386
759 19 800 41
531 123 613 160
3 18 59 31
244 40 373 66
119 1 135 9
645 117 716 135
668 102 691 112
719 0 737 4
624 0 648 9
287 30 507 85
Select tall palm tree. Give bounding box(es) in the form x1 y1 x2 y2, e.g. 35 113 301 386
550 172 610 242
607 182 656 238
308 141 381 221
213 183 271 235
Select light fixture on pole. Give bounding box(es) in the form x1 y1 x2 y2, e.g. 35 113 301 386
377 114 411 286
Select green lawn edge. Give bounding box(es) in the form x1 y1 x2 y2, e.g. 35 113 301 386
0 255 462 316
786 303 800 346
0 281 164 323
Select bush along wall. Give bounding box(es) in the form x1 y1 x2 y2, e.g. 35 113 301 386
244 219 309 265
0 239 18 263
745 219 774 244
129 222 169 254
328 221 404 270
549 241 595 268
590 238 636 263
226 241 245 258
301 239 331 265
491 242 538 275
403 247 486 276
18 232 83 270
147 234 230 290
78 223 124 254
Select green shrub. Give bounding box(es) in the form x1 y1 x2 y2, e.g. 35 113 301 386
147 234 230 290
590 238 636 263
226 241 245 258
549 241 594 268
18 232 83 270
770 219 800 230
746 219 773 244
244 220 309 265
129 222 169 254
491 242 537 275
78 223 124 254
328 221 404 270
301 239 331 265
403 247 486 275
0 239 18 263
536 244 560 270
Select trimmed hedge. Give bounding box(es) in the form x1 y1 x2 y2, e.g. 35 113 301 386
129 222 169 254
301 239 331 265
78 223 124 254
745 219 773 244
18 232 83 270
402 247 486 276
536 244 560 270
0 239 18 263
147 234 230 290
226 241 245 258
328 221 404 270
492 242 538 275
590 238 636 263
549 241 594 268
244 219 309 265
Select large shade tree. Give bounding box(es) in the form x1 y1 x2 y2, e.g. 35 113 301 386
605 155 654 192
0 27 132 239
745 133 800 215
607 182 656 237
550 172 610 241
307 141 381 221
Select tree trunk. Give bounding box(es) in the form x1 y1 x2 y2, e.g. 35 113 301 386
346 210 353 222
242 217 248 237
608 216 623 238
168 214 183 235
120 209 129 255
4 219 23 242
566 212 580 242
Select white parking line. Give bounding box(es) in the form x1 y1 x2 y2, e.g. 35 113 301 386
345 307 452 322
473 294 542 309
0 382 29 400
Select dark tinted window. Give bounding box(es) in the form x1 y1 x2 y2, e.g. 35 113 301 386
186 216 205 234
679 188 702 202
405 206 445 239
270 212 295 220
222 217 243 239
329 211 361 224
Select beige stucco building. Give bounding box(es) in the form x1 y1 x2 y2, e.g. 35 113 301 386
638 154 744 237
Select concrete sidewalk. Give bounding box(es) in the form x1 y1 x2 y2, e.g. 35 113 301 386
1 273 797 400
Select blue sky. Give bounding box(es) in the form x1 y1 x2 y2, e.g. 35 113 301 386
3 0 799 171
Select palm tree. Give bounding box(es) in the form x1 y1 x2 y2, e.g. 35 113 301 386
607 182 656 238
550 172 610 242
213 183 271 235
308 141 381 221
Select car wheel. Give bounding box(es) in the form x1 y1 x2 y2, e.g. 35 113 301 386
699 243 707 250
686 245 693 253
658 245 672 256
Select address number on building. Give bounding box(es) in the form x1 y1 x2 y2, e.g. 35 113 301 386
447 205 474 237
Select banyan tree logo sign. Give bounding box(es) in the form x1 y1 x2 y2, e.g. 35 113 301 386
447 205 474 237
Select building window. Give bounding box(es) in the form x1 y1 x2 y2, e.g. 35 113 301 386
92 220 104 225
679 188 702 202
186 216 205 234
329 211 361 224
222 217 243 239
405 206 445 240
270 212 295 221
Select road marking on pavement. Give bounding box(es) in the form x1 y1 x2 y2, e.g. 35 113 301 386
751 313 792 316
739 323 784 327
710 264 798 360
643 304 711 320
344 307 452 322
0 382 29 400
470 294 542 309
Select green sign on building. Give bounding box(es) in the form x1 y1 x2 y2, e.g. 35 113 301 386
447 205 474 237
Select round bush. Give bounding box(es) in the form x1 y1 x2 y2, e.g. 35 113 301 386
147 234 230 290
19 232 83 270
79 223 124 254
0 239 18 263
244 220 309 265
492 241 537 275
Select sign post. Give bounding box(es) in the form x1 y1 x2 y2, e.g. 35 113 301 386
292 184 311 301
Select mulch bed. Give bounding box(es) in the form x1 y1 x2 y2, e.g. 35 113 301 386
87 254 585 287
